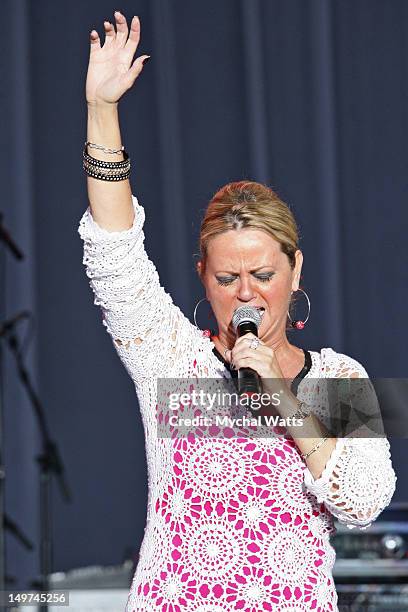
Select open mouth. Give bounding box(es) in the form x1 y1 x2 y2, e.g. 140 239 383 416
255 306 266 319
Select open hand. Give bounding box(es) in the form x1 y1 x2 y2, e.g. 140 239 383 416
86 11 150 106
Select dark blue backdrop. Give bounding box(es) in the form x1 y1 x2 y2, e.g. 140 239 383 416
2 0 407 589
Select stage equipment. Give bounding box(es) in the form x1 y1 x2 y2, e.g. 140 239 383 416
333 503 408 610
24 561 134 612
2 326 72 611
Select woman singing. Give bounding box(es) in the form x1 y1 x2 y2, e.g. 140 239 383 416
79 11 397 611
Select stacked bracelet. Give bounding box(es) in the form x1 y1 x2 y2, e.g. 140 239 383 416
300 437 330 461
290 401 312 421
83 143 131 181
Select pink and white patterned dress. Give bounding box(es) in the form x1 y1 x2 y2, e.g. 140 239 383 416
79 195 397 612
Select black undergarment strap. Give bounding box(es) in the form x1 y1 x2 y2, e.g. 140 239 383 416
290 349 312 395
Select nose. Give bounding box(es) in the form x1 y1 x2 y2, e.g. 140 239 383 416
237 275 257 302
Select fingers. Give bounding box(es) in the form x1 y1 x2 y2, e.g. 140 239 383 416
91 13 142 60
232 346 265 365
92 13 140 51
231 335 268 365
234 333 264 350
235 332 258 344
89 29 101 52
230 354 265 377
124 55 151 89
126 15 141 55
103 20 116 46
232 354 258 368
114 11 128 46
224 348 233 362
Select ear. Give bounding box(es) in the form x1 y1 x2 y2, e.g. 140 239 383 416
196 260 207 288
196 260 210 301
291 250 303 292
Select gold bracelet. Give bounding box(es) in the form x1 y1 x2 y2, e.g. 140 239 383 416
300 436 329 460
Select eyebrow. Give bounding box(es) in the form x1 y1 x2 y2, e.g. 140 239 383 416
215 266 274 275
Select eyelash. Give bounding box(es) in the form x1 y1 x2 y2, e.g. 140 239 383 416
216 273 274 286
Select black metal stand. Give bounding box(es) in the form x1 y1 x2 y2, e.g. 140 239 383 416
0 213 24 611
0 214 24 262
4 514 33 551
0 255 5 610
3 331 71 611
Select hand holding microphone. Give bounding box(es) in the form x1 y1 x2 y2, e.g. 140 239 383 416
229 305 286 400
231 305 263 396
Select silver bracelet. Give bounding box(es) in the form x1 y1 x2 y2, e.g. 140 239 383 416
85 141 124 155
300 437 330 461
290 401 312 420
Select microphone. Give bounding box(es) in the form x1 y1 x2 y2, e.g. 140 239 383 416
231 305 263 398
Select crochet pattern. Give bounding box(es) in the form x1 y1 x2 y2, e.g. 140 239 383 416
79 195 397 612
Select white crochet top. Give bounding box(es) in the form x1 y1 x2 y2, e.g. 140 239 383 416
79 194 397 612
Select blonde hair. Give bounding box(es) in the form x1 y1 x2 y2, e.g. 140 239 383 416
199 181 299 274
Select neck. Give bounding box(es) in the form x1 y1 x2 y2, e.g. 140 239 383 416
214 327 296 360
212 326 306 380
213 330 304 379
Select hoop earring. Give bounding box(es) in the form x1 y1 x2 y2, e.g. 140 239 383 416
193 297 215 338
287 288 311 330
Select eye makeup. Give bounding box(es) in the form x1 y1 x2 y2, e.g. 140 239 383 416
254 272 274 282
215 271 275 286
215 276 236 286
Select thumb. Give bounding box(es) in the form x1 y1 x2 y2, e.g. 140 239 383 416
126 55 151 86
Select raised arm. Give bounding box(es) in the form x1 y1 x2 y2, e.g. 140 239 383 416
80 13 204 384
85 11 150 230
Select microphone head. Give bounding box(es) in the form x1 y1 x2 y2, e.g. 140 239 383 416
232 305 262 333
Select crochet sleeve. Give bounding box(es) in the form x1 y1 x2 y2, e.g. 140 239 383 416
302 351 397 530
78 194 192 383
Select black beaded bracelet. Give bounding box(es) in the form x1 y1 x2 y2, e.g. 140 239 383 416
83 157 130 174
83 143 131 181
83 166 131 182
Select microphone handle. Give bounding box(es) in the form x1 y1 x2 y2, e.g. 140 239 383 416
236 319 261 396
238 367 261 395
237 320 258 337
